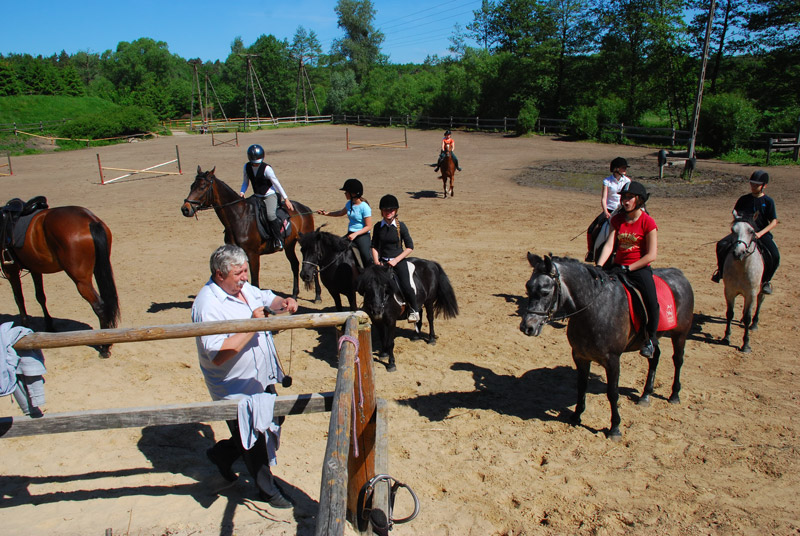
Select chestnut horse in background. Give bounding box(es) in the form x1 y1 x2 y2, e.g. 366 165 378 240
439 146 456 198
181 166 321 301
2 206 120 358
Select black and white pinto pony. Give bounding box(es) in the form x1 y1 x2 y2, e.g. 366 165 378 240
721 215 767 353
299 228 360 312
357 258 459 372
519 253 694 439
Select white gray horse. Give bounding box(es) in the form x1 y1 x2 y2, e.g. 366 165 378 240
721 215 767 353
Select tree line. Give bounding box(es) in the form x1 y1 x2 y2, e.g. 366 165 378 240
1 0 797 149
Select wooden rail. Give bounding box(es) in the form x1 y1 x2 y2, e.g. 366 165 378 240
6 311 379 536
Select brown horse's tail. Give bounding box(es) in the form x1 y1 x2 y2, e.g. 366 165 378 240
90 221 120 329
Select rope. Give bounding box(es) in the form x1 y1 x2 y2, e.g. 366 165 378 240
338 334 362 458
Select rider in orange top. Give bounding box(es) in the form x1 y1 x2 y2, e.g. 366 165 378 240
434 130 461 172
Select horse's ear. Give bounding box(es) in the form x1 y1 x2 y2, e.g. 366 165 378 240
210 166 216 175
527 252 541 268
732 209 739 220
197 165 202 174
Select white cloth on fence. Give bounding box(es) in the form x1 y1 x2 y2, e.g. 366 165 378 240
0 321 46 416
237 392 281 465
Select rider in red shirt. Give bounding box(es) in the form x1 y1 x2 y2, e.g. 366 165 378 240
596 181 659 359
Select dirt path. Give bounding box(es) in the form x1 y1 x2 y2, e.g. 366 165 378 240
0 125 798 535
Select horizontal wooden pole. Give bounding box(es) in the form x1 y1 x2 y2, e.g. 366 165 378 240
14 311 371 351
101 167 181 175
0 392 334 439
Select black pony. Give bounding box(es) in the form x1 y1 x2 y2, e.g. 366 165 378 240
357 258 459 372
520 253 694 439
299 228 359 311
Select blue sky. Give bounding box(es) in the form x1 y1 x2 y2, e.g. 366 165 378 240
2 0 482 65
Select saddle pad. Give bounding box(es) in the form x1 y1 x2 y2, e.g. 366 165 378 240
624 275 677 332
12 212 38 249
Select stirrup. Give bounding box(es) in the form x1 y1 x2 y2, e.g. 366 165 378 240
2 248 15 265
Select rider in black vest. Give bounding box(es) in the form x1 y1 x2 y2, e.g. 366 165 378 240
239 144 294 250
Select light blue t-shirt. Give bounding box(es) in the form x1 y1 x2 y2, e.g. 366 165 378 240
346 200 372 232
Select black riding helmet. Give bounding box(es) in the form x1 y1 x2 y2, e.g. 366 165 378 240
444 130 451 136
610 157 628 172
379 194 399 210
620 181 650 210
749 170 769 185
247 144 265 164
340 178 364 197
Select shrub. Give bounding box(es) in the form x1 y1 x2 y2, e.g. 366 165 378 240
698 93 759 154
59 106 158 140
515 99 540 135
567 106 599 139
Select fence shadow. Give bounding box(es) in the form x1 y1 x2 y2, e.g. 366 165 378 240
398 362 637 435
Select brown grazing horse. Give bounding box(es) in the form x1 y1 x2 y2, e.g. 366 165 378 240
439 147 456 198
2 206 120 358
181 166 321 301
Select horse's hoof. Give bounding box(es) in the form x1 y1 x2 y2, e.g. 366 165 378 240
427 337 437 346
99 349 111 359
750 324 758 331
721 337 730 346
569 413 582 426
314 296 322 304
637 396 651 407
668 395 681 405
386 363 397 372
740 345 752 354
607 430 623 442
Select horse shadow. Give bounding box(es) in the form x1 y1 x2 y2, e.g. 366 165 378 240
398 362 637 434
408 190 440 200
147 297 195 313
689 312 737 346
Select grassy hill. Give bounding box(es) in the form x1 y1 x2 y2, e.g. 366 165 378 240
0 95 119 124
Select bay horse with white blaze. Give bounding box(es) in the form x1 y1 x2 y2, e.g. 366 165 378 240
2 206 120 358
181 166 320 301
721 215 767 353
357 258 459 372
299 228 359 312
519 253 694 439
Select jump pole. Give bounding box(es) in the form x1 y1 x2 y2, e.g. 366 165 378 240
0 154 12 177
98 145 182 185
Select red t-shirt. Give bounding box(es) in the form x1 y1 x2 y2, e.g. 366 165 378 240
610 211 657 266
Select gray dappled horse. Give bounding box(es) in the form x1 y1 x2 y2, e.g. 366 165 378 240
721 216 767 353
519 253 694 439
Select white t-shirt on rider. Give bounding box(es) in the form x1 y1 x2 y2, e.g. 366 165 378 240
603 174 631 212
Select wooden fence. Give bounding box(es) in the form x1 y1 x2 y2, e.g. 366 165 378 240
3 311 389 536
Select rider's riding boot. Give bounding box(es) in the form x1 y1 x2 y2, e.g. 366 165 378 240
711 270 722 283
269 219 284 251
761 281 773 295
640 338 656 359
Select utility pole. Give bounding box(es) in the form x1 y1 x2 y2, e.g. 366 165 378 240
240 54 276 130
687 0 717 166
294 55 320 120
189 60 205 132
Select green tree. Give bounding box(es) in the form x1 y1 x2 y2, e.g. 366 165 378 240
467 0 498 50
0 61 20 96
332 0 385 82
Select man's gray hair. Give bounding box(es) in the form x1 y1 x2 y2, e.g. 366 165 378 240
210 244 249 277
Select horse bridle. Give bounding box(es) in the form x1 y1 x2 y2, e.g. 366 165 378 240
183 174 244 212
527 261 604 324
525 263 564 322
733 220 757 259
301 248 351 276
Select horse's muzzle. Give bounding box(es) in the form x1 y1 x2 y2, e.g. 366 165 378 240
181 203 196 217
519 315 544 337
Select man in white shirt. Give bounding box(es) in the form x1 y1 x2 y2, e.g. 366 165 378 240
192 244 298 508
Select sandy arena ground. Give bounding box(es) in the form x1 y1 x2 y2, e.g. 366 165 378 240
0 125 798 535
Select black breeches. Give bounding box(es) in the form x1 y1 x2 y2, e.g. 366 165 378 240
627 266 659 339
349 232 373 267
393 259 418 311
759 234 780 282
